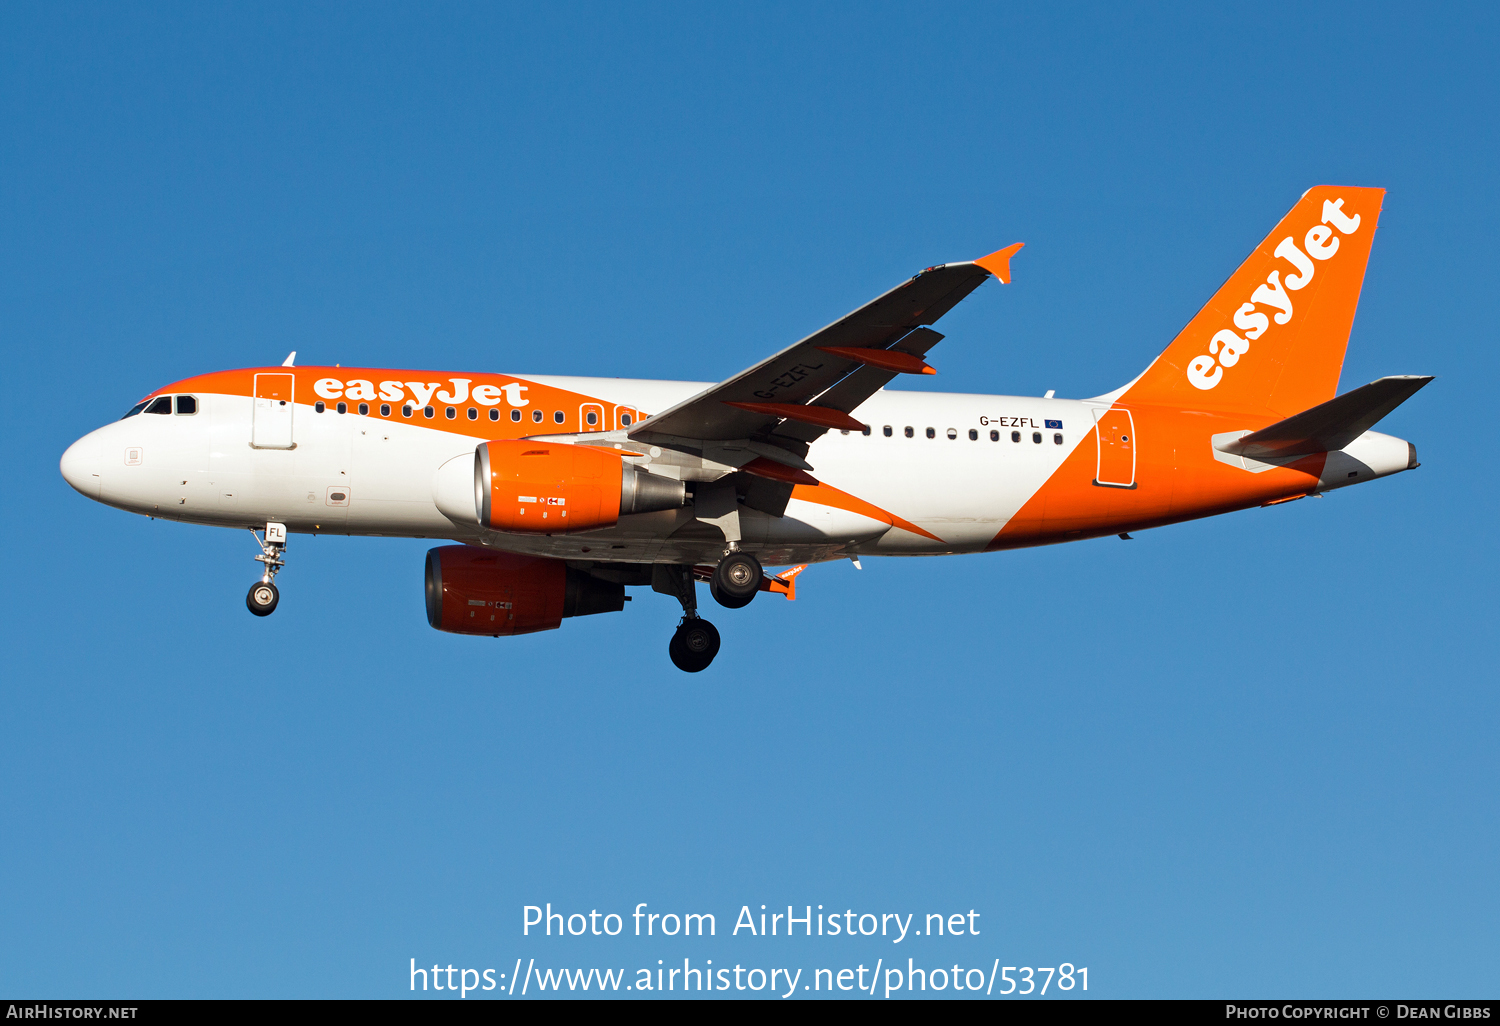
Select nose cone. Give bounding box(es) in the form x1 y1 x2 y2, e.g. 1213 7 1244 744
60 432 104 500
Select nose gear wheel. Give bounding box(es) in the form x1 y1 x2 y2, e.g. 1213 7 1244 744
247 581 280 616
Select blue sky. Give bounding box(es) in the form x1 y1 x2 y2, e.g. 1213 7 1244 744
2 2 1496 999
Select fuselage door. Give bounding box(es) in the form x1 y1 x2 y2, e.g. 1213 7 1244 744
252 373 295 449
1093 408 1136 488
579 403 605 432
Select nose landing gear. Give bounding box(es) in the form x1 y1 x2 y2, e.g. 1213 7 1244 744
246 522 287 617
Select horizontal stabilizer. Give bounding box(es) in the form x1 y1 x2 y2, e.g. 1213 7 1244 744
1218 375 1432 459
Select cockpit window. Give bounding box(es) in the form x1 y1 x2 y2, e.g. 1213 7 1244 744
121 401 149 419
145 397 173 415
175 395 197 415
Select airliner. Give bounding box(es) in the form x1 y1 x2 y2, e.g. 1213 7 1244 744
60 186 1428 671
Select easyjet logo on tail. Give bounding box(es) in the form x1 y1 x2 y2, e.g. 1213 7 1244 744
1186 198 1363 390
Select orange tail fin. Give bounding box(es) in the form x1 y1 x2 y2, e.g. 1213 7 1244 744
1120 186 1384 416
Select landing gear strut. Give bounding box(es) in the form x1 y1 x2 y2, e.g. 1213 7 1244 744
653 564 720 672
246 522 286 617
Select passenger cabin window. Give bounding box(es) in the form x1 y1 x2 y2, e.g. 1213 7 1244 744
861 425 871 436
554 410 564 424
445 407 456 420
990 429 999 442
1011 430 1021 442
946 428 957 440
314 401 326 413
883 425 892 437
489 408 499 421
904 426 914 438
122 401 149 419
336 401 347 414
925 427 935 439
1032 431 1042 444
424 406 434 418
532 409 543 423
467 407 478 420
511 409 522 422
586 411 598 426
146 397 172 415
619 413 633 426
175 395 197 415
358 402 369 416
402 405 413 418
380 403 391 416
1054 432 1063 445
969 429 978 440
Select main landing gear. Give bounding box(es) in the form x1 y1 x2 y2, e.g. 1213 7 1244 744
654 551 766 672
653 563 720 673
246 522 287 617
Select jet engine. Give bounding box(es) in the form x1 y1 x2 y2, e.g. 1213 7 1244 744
424 545 625 636
475 440 685 533
433 441 685 533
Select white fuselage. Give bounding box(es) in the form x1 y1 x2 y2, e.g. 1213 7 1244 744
60 374 1414 569
61 377 1099 563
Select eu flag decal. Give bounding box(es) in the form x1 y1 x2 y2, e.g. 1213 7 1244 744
1045 419 1063 429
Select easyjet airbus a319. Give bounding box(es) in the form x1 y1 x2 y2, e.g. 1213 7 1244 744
61 187 1428 671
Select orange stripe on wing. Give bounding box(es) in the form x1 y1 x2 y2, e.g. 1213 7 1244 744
789 482 943 542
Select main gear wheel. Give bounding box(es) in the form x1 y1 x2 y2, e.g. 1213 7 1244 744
709 551 762 609
668 618 720 672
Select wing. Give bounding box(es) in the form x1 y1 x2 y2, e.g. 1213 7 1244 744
627 244 1023 465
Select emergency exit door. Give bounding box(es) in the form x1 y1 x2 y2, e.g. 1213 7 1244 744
579 403 605 432
1093 408 1136 488
252 373 296 449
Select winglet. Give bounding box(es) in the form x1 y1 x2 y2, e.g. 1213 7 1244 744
974 242 1024 284
764 564 807 601
282 351 297 367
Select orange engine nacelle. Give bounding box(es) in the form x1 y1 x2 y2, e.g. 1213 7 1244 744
475 440 685 534
424 545 626 636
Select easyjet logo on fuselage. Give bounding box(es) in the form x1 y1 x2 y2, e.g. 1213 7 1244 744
1185 198 1363 390
313 377 531 408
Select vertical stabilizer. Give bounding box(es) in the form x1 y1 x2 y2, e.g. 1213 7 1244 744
1122 186 1384 416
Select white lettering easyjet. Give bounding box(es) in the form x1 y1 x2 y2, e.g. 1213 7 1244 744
314 377 530 407
1186 196 1361 390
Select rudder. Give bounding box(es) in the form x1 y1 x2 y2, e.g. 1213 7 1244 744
1121 186 1384 416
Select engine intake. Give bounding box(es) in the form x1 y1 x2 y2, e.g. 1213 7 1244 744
424 545 625 636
